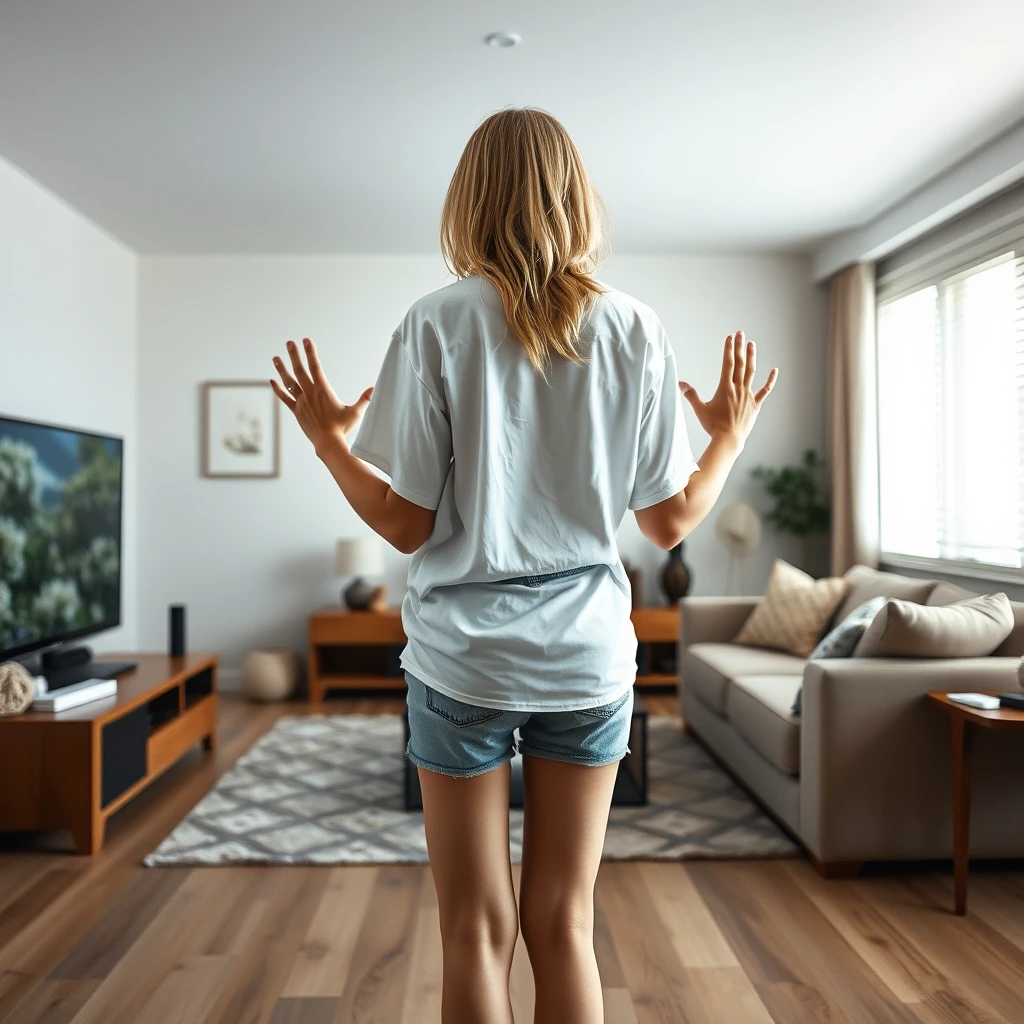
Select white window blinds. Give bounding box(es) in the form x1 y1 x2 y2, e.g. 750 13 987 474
876 250 1024 571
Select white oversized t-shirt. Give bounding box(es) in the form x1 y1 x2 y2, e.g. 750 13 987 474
351 276 698 711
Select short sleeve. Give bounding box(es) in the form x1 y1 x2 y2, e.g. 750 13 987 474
628 343 700 511
350 324 453 510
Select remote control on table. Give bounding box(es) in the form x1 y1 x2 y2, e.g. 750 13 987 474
947 692 1001 710
998 692 1024 711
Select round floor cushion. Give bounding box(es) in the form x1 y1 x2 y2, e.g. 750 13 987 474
241 649 300 703
0 661 35 716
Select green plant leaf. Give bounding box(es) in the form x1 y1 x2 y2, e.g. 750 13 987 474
749 450 831 537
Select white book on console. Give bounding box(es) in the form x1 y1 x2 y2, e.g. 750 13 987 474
33 678 118 712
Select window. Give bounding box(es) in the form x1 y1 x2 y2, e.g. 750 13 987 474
877 250 1024 573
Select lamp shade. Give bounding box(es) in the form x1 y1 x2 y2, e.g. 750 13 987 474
335 537 383 576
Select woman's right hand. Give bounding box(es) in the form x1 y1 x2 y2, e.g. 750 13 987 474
679 331 778 448
270 338 373 458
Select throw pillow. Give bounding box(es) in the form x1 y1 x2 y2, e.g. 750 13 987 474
791 596 887 715
854 593 1014 659
733 559 850 659
995 600 1024 657
831 565 937 627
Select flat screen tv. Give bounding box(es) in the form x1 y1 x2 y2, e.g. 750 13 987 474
0 414 124 660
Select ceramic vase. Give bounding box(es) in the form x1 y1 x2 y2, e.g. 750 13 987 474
660 541 692 604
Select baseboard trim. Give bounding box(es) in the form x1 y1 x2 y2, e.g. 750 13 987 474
807 851 865 879
217 668 241 691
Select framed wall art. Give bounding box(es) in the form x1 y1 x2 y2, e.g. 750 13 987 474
202 381 280 478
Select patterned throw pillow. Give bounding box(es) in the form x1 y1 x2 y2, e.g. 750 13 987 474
791 596 887 715
733 559 849 659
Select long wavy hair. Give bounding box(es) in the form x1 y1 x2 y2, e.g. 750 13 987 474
440 108 607 373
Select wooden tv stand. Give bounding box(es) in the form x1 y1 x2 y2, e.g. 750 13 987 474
0 652 218 854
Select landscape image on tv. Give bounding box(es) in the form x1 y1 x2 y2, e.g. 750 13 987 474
0 417 123 655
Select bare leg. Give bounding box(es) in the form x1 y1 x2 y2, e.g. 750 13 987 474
418 762 519 1024
519 756 619 1024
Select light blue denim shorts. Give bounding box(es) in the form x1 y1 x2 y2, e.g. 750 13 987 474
405 672 634 778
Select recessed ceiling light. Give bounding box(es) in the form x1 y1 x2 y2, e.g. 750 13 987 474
484 31 521 48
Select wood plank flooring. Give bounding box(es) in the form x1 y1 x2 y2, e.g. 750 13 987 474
2 693 1023 1024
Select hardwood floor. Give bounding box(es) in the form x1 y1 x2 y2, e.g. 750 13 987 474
2 693 1024 1024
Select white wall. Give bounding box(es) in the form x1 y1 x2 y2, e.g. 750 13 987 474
0 156 139 653
603 255 828 601
136 256 450 674
137 254 826 674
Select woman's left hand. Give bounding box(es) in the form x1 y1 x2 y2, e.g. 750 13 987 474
271 338 372 456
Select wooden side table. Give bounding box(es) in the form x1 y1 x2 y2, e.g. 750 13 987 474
631 607 680 688
308 608 406 702
927 690 1024 914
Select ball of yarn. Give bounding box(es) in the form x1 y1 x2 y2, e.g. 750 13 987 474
0 661 35 717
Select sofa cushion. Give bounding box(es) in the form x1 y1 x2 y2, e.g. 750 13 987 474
726 675 803 776
855 593 1014 658
833 565 937 625
734 560 849 657
926 581 978 606
792 596 888 715
994 600 1024 657
685 642 807 716
926 581 1024 656
810 596 888 660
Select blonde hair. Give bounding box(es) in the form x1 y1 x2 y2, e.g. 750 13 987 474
440 108 606 373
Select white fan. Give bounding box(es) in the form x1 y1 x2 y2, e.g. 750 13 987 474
715 502 761 595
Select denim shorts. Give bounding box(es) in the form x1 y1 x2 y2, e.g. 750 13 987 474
405 672 634 778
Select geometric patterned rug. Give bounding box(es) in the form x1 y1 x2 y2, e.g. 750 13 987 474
144 715 798 866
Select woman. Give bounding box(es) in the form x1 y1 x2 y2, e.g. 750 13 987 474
271 107 777 1024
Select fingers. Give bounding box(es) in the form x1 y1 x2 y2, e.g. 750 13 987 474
754 367 779 405
286 340 314 392
679 380 704 412
273 355 300 397
269 377 296 411
303 338 325 385
718 335 735 389
743 338 756 391
353 386 374 409
732 330 746 387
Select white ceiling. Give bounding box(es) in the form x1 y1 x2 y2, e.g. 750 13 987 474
1 0 1023 255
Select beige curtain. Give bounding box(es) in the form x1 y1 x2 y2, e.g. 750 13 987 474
828 263 879 575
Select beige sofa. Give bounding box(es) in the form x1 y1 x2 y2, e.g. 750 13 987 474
678 565 1024 872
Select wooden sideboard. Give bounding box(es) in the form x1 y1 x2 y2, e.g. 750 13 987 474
308 606 680 701
0 652 218 854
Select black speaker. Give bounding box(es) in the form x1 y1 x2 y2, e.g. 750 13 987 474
169 605 187 657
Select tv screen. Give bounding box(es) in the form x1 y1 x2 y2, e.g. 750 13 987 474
0 415 123 659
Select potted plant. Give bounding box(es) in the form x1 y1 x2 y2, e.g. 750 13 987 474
751 449 830 575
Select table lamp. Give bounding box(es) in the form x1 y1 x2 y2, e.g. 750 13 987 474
335 537 385 610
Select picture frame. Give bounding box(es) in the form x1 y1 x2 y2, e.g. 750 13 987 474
201 381 280 478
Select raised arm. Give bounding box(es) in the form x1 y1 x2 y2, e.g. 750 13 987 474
271 338 435 554
634 331 777 550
